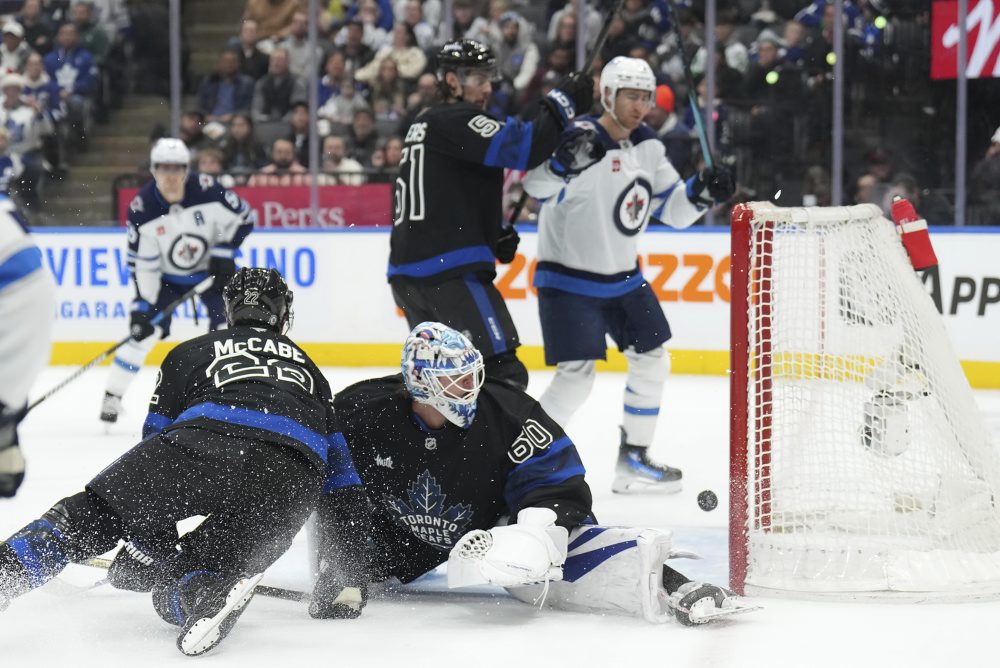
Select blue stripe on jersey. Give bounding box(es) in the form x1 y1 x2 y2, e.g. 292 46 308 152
533 268 645 298
651 181 680 220
142 412 172 438
162 271 210 285
503 437 585 508
624 404 659 416
483 118 534 171
173 402 329 462
387 245 495 279
567 526 608 551
0 246 42 291
562 540 637 583
463 275 505 355
323 431 363 492
113 357 141 373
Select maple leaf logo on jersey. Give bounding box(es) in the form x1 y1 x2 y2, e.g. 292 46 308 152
382 470 473 551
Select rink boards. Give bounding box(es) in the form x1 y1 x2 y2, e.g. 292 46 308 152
30 226 1000 388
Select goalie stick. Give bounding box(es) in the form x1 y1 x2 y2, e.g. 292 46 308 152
25 276 216 414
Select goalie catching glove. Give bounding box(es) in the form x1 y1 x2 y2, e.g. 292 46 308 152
447 507 568 588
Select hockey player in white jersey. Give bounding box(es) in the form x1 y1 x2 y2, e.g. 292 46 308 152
0 194 54 496
522 57 735 493
99 138 255 423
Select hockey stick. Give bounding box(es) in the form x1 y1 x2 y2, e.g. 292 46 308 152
664 0 714 170
25 276 216 415
506 0 628 227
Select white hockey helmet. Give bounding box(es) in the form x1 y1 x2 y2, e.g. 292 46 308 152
599 56 656 114
149 137 191 172
401 322 485 429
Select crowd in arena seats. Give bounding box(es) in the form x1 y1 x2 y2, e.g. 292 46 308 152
162 0 988 225
0 0 130 213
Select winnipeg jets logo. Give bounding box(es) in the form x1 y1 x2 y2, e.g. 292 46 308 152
468 114 502 138
382 471 472 550
612 177 652 237
168 233 208 270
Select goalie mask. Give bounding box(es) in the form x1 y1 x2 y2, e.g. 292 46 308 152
401 322 485 429
223 267 294 333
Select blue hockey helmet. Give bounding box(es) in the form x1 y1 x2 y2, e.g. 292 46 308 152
401 322 485 429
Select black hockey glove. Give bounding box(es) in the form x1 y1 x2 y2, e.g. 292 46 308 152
495 225 520 264
549 127 606 179
545 71 594 125
209 256 237 289
686 165 736 209
0 402 25 498
129 301 156 341
309 576 368 620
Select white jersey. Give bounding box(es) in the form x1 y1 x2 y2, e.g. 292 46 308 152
523 116 705 297
0 196 54 409
127 173 255 305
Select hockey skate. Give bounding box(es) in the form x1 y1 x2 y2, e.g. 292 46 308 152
99 392 122 424
665 581 762 626
174 572 264 656
612 428 682 494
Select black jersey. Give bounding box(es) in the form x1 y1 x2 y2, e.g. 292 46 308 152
142 326 360 483
324 375 594 583
387 99 566 285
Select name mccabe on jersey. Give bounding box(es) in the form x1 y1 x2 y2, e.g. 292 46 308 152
213 336 306 362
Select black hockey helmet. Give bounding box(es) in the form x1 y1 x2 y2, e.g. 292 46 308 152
223 267 294 333
436 38 497 79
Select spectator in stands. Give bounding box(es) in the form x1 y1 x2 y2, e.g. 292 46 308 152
338 18 376 73
243 0 306 41
219 112 268 174
355 23 426 84
366 145 392 183
519 45 573 109
248 137 307 186
854 173 879 205
196 148 236 187
547 1 601 50
400 0 436 51
782 19 810 68
0 73 50 210
451 0 489 43
398 71 437 133
0 127 22 195
367 56 407 121
345 107 378 165
21 52 61 174
318 71 370 125
17 0 54 56
692 8 749 76
645 83 693 176
357 0 391 48
493 12 539 103
229 19 270 80
179 110 215 156
320 133 364 185
885 172 953 226
620 0 662 52
44 23 97 150
395 0 441 28
969 127 1000 225
0 22 30 74
287 100 314 165
549 12 578 52
197 49 256 125
252 46 307 122
383 135 403 168
280 10 327 80
72 2 110 67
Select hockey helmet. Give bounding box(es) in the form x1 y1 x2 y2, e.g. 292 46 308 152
599 56 656 115
150 137 191 171
223 267 294 333
436 38 498 83
401 322 485 429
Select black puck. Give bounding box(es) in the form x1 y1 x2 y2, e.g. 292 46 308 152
697 490 718 512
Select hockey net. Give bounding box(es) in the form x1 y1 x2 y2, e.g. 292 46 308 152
729 202 1000 601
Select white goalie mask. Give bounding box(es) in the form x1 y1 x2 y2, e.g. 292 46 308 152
401 322 486 429
599 56 656 116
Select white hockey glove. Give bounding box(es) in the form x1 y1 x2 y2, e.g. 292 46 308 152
447 507 568 588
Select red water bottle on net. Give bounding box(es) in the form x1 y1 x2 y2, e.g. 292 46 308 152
890 196 938 270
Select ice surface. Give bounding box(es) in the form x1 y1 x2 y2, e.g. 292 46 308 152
2 366 1000 666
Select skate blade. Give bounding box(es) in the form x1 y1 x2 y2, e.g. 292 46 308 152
177 573 263 656
612 476 682 495
689 601 763 624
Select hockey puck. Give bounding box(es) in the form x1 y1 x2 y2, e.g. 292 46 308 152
697 490 718 512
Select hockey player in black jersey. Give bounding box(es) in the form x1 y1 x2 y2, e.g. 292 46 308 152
387 39 594 391
0 268 365 656
100 138 256 425
308 322 759 626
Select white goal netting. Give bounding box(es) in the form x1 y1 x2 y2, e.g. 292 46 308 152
733 202 1000 600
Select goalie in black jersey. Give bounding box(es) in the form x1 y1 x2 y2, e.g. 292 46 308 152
309 322 759 626
0 268 365 657
387 39 594 391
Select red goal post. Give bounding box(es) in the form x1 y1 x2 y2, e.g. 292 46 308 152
729 202 1000 601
